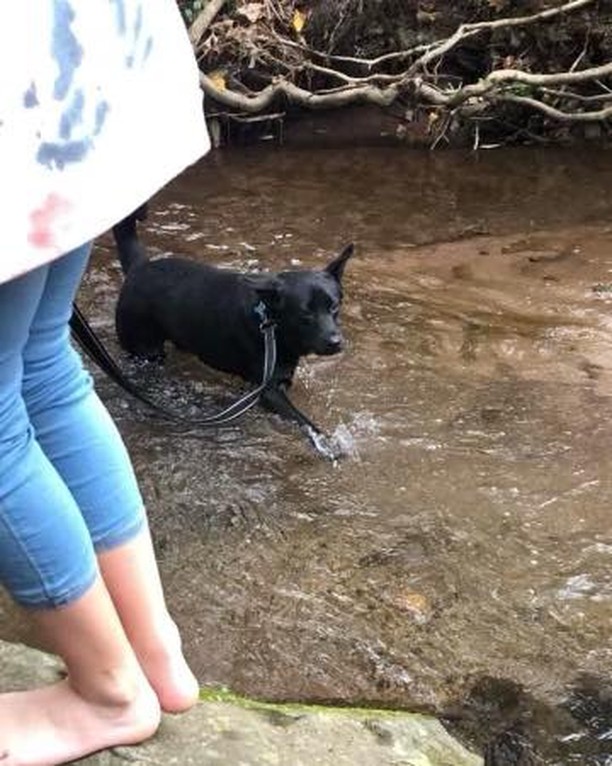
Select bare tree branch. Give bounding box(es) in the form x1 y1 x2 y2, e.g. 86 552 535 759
496 93 612 122
410 0 596 74
541 88 612 103
443 62 612 108
193 0 610 145
266 0 596 79
304 61 405 86
476 61 612 89
269 30 435 72
189 0 228 46
200 72 397 111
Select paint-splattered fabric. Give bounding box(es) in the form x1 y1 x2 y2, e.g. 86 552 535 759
0 1 209 285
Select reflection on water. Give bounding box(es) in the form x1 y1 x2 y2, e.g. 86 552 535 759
33 145 612 760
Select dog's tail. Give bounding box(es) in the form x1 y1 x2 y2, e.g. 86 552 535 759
112 202 149 275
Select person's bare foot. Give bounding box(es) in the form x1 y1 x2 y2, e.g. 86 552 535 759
0 675 160 766
135 617 199 714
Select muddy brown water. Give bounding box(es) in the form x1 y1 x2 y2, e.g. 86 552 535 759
5 144 612 762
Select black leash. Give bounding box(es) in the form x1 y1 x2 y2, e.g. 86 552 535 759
69 302 277 427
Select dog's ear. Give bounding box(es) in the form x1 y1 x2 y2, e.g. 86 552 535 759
244 273 284 312
325 243 354 282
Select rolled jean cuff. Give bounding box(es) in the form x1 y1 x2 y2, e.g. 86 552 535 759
22 566 99 610
92 508 146 553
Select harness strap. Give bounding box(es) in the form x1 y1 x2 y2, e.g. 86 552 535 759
69 302 277 427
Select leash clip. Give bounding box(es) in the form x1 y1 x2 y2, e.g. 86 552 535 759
254 300 275 331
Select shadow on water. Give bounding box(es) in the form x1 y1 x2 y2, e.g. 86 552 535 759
10 144 612 762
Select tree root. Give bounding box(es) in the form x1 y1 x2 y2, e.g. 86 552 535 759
186 0 611 146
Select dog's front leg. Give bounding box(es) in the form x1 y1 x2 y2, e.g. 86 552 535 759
260 386 342 461
260 385 319 431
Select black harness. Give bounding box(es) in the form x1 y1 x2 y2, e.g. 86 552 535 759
69 302 277 427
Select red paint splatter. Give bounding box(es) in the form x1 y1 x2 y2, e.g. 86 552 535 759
28 193 72 248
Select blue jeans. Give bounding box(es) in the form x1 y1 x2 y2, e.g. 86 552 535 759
0 244 145 608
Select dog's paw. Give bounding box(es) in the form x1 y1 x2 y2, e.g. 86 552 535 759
304 426 346 462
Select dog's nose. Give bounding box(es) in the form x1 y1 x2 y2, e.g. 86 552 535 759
325 335 344 354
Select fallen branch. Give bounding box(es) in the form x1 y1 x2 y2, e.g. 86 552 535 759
188 0 228 46
269 30 436 72
540 88 612 102
202 59 612 121
495 94 612 122
462 61 612 93
304 61 406 86
192 0 611 145
200 72 398 111
409 0 596 74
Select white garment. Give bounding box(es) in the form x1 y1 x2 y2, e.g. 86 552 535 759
0 0 209 284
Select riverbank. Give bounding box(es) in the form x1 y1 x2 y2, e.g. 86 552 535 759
0 639 482 765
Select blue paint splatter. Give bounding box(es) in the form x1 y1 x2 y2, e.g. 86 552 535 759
52 0 83 100
110 0 127 35
59 89 85 139
125 3 147 68
143 36 154 61
93 100 110 136
24 82 39 108
134 4 143 41
37 139 91 170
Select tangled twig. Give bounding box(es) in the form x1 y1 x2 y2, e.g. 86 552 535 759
187 0 611 144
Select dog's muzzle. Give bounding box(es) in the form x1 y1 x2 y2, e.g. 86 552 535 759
319 335 344 355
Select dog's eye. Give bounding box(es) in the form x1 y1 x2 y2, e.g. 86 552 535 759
331 306 340 319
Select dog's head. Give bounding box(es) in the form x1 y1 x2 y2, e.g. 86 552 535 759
247 243 354 357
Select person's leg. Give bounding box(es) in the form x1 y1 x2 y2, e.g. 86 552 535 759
22 245 198 713
0 582 160 766
97 530 200 713
0 260 160 765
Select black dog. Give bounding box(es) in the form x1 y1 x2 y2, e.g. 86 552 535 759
113 206 354 456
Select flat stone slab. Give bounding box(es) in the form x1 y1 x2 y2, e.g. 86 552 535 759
0 640 482 766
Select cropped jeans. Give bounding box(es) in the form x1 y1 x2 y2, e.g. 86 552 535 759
0 244 145 608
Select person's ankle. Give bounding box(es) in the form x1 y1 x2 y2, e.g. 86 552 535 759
132 617 199 713
70 662 157 712
136 614 183 664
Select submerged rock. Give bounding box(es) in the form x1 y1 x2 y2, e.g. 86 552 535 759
0 639 482 765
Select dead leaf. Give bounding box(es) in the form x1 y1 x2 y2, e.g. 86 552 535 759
207 70 227 91
237 2 264 24
416 9 437 24
292 9 307 33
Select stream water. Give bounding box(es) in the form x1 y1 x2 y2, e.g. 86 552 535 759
5 143 612 763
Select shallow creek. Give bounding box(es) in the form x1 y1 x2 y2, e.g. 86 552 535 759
5 144 612 762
